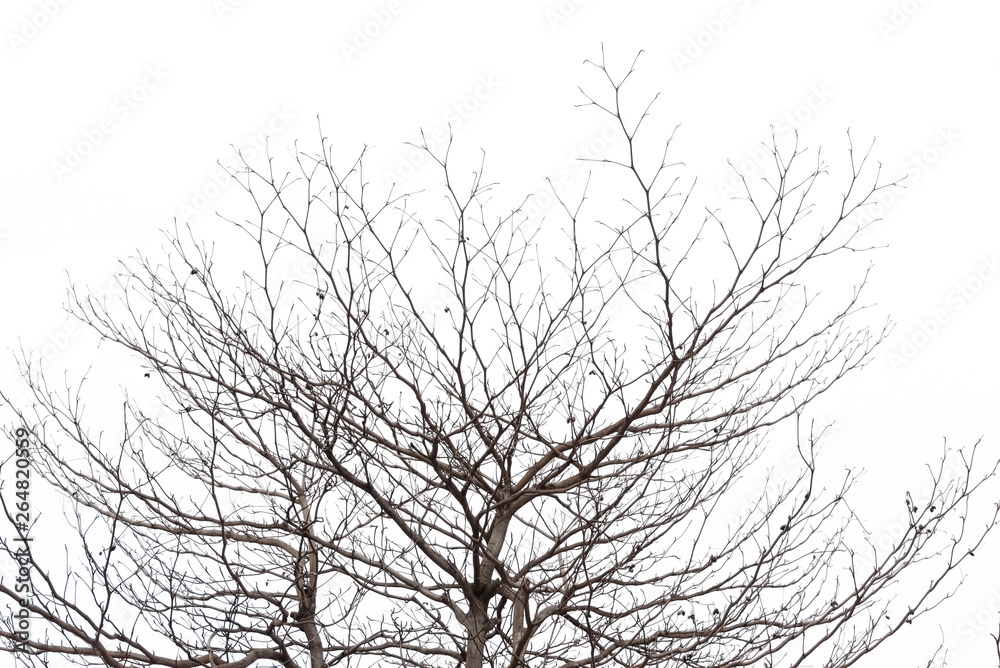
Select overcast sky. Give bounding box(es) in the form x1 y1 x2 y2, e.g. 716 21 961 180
2 2 998 666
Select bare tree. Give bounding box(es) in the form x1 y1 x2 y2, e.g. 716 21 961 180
2 54 998 668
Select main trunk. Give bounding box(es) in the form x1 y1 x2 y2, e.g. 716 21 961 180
465 513 511 667
465 595 491 668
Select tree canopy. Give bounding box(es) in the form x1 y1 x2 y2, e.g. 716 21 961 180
2 54 998 668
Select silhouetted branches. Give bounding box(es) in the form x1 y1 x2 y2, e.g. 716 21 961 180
2 54 998 668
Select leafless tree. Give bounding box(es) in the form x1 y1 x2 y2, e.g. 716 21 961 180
2 53 998 668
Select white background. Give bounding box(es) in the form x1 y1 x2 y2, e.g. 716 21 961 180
1 1 998 666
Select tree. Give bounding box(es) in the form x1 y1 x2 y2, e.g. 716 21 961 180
2 53 998 668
